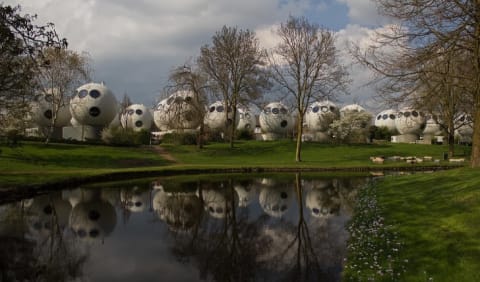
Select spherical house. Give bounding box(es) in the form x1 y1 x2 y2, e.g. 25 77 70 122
70 82 118 126
305 101 339 132
121 104 153 132
153 91 200 131
374 109 397 132
394 107 426 142
204 101 239 132
27 195 72 238
455 113 473 143
120 186 150 213
237 107 256 131
259 186 292 218
340 104 368 116
234 183 256 207
305 187 341 219
30 90 71 127
69 198 117 243
196 188 237 219
259 102 293 140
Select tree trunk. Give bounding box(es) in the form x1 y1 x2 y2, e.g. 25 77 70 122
295 115 303 162
197 122 205 149
448 118 455 158
471 108 480 167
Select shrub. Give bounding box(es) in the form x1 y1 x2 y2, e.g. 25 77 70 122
161 132 197 145
235 129 254 140
101 127 150 146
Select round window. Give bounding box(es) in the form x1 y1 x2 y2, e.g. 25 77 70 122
89 90 101 99
78 90 88 98
89 107 101 117
272 108 279 114
216 105 224 112
135 109 143 115
280 120 288 128
44 110 52 119
312 106 319 113
209 106 215 112
377 115 381 120
280 192 288 199
382 114 388 120
330 106 336 112
389 114 396 120
184 96 192 103
135 121 143 127
412 111 418 117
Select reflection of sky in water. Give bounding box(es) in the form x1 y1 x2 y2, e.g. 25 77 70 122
0 175 368 282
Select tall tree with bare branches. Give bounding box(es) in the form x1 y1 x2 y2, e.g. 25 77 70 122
198 26 270 148
350 0 480 167
269 16 349 162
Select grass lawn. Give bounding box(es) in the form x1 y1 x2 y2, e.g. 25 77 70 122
344 168 480 281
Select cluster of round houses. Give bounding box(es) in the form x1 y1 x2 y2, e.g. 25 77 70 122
29 82 474 143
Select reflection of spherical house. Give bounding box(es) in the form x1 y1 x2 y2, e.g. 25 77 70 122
196 188 237 219
30 90 71 127
120 186 150 213
69 199 117 243
259 102 293 139
121 104 153 132
259 186 292 218
70 82 118 126
153 91 200 131
306 188 341 219
234 183 256 207
305 101 339 132
374 109 397 131
395 107 426 135
153 190 202 231
204 101 239 131
237 107 256 131
455 113 473 142
28 195 72 237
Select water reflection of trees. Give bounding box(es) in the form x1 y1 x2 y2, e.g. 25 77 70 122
154 176 363 282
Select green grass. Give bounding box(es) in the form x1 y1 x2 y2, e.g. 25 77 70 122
345 168 480 281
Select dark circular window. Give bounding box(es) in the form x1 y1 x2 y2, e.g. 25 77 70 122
216 105 224 112
44 94 53 103
264 107 271 114
272 108 279 114
389 114 396 120
43 205 53 215
412 111 418 117
209 106 215 112
89 229 100 238
44 110 52 119
404 111 411 117
135 201 142 207
280 192 288 199
312 208 319 214
77 229 87 238
280 108 287 114
89 90 101 99
382 114 388 120
135 121 143 127
377 115 381 120
312 106 319 113
184 96 192 103
459 115 465 122
78 89 88 98
135 109 143 115
88 210 101 221
280 120 288 128
89 107 101 117
330 106 336 112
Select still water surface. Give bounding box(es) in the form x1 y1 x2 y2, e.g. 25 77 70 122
0 174 369 281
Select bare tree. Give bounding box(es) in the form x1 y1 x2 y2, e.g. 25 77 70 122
36 47 91 144
198 26 270 148
269 16 349 162
167 64 210 149
350 0 480 167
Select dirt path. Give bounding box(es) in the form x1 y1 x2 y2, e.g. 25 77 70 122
147 145 178 163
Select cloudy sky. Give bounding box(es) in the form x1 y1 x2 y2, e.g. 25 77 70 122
6 0 390 111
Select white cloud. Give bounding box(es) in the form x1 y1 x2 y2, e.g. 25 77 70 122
336 0 387 26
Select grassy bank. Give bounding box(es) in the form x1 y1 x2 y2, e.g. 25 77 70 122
344 168 480 281
0 140 470 186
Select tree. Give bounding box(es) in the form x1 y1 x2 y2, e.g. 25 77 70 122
198 26 270 148
0 4 66 134
330 111 373 144
167 64 210 149
350 0 480 167
36 47 91 143
269 16 349 162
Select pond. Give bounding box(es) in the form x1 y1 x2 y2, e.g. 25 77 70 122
0 173 371 282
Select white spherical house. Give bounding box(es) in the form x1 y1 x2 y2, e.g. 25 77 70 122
305 188 341 219
340 104 368 116
259 102 294 140
30 90 71 127
455 113 474 143
70 82 118 126
69 198 117 243
374 109 397 132
305 101 339 132
259 186 292 218
237 107 257 131
204 101 239 132
394 107 426 142
153 91 200 132
121 104 153 132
